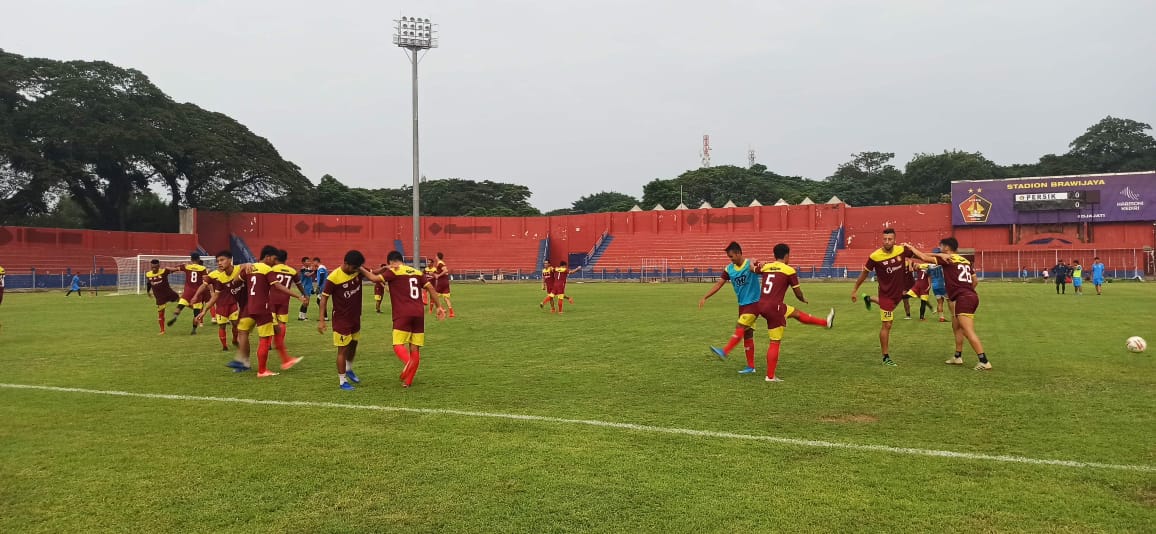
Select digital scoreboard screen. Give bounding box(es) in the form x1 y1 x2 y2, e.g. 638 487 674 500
1013 190 1101 212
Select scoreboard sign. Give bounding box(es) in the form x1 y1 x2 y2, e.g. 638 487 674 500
951 172 1156 225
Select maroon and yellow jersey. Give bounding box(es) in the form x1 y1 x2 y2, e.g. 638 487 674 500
178 264 209 298
553 267 573 291
324 268 364 335
756 261 800 307
542 267 555 290
245 262 275 316
434 260 450 293
373 279 386 297
933 254 977 301
381 265 432 318
208 266 244 308
0 265 5 288
268 264 299 307
146 268 180 303
864 246 914 300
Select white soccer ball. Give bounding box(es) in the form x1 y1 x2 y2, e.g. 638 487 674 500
1125 336 1147 353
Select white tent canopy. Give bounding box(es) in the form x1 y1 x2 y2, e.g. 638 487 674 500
826 195 844 204
675 202 689 210
773 198 790 206
722 200 737 208
699 201 713 209
799 197 815 205
652 203 666 211
749 199 763 207
629 204 643 212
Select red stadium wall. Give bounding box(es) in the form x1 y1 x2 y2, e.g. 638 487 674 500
0 226 199 274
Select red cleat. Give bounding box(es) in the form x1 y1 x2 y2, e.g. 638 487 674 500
257 370 279 378
280 357 303 371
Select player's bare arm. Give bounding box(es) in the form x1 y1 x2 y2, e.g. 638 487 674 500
358 266 384 283
197 286 221 322
269 280 306 302
699 279 727 308
792 285 808 304
850 269 870 301
317 292 330 333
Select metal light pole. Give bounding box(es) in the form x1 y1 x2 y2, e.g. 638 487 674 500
393 17 438 269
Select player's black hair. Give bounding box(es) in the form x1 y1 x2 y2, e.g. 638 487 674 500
312 257 321 262
725 241 742 254
379 263 387 268
773 243 790 260
387 250 404 263
559 261 568 267
343 250 366 268
939 237 959 252
1093 256 1100 260
437 252 444 260
301 256 309 262
150 259 160 265
216 250 232 259
190 252 202 262
882 228 896 236
276 249 288 263
260 245 279 259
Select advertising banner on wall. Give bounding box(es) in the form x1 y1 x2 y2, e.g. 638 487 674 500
951 172 1156 225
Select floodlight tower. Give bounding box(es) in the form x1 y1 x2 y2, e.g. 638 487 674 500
393 16 438 269
700 135 711 168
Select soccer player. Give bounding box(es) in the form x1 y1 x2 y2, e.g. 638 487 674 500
906 260 934 321
906 238 993 371
926 254 949 322
1091 256 1106 295
539 261 557 312
145 259 180 335
699 242 762 371
167 253 209 334
754 243 835 381
298 256 315 320
373 263 387 314
0 262 7 307
313 257 329 308
239 245 307 378
65 273 81 297
433 252 456 318
372 251 446 388
1052 260 1068 295
551 261 581 314
195 251 244 353
269 249 305 363
423 258 438 314
318 250 373 390
1071 260 1084 296
849 228 913 366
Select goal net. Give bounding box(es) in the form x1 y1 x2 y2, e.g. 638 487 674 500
113 255 218 295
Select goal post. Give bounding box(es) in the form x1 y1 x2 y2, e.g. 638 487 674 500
113 255 217 295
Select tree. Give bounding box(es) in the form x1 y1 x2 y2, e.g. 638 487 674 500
570 191 639 214
1067 116 1156 172
903 150 1000 202
418 179 539 216
825 152 905 206
312 174 388 216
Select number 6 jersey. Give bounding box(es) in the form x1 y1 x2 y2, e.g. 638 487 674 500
379 265 432 318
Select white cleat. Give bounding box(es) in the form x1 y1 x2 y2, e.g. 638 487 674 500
826 308 835 329
765 376 783 382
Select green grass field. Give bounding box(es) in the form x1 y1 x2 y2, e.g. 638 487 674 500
1 281 1153 533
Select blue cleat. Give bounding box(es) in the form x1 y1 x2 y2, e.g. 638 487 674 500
738 367 757 374
232 366 251 373
340 382 355 391
345 370 360 384
710 346 727 360
226 360 245 369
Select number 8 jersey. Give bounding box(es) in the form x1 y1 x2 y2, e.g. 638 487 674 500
935 254 977 301
380 265 432 318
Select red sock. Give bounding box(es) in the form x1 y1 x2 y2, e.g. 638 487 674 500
158 310 166 333
393 345 410 364
403 347 421 386
793 311 827 327
257 337 271 373
231 325 239 345
744 338 755 368
218 327 228 349
274 325 290 363
722 327 744 354
557 300 565 313
766 342 781 379
550 298 556 311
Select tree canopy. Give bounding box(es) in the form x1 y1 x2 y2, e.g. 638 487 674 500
2 50 1154 230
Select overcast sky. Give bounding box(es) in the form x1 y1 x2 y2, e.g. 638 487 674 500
6 0 1156 211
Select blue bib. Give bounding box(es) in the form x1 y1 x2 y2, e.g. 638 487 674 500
725 260 761 306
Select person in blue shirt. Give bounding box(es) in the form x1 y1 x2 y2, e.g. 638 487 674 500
297 256 316 320
699 242 763 373
1071 260 1084 296
65 273 82 297
927 248 948 322
1091 257 1106 295
313 257 329 308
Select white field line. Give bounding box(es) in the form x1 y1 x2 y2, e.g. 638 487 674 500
2 382 1152 473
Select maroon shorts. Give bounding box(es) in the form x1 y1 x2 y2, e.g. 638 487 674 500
374 284 385 297
952 292 979 316
0 287 4 306
435 280 450 294
545 282 555 294
874 295 899 312
912 278 930 296
215 301 239 319
760 302 788 330
271 302 289 316
154 290 179 307
393 315 425 334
